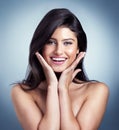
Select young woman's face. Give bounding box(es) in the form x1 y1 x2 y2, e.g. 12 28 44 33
42 27 79 72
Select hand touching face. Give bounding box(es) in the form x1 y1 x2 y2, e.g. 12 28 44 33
42 27 79 73
35 52 58 86
36 51 85 89
58 52 85 89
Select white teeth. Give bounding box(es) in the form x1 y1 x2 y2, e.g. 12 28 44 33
52 57 66 61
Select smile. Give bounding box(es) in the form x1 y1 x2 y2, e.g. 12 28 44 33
51 57 67 65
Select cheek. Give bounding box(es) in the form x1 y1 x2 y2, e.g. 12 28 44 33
67 48 78 57
42 45 54 56
42 47 49 59
67 48 78 63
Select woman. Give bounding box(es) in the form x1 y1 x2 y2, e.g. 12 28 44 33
11 8 109 130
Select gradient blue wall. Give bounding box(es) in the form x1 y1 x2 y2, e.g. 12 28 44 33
0 0 119 129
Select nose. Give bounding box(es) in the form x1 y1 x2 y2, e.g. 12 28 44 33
54 44 63 55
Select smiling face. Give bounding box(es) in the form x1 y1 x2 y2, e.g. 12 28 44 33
42 27 79 72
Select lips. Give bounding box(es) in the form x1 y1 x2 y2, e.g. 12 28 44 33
52 57 66 61
51 57 67 65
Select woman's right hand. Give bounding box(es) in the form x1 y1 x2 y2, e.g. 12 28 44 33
35 52 58 86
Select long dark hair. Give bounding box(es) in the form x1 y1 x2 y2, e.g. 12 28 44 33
21 8 89 90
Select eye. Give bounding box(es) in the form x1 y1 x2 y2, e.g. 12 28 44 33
64 41 73 46
47 39 56 45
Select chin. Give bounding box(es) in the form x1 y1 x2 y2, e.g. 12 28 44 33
52 65 69 73
52 67 65 73
53 69 63 73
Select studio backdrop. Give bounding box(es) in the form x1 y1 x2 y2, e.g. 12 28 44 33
0 0 119 130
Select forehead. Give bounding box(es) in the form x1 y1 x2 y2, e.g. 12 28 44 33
51 27 77 39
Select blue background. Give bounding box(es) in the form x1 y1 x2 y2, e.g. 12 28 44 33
0 0 119 129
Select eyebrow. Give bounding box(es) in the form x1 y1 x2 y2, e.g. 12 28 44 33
62 38 75 41
50 38 75 41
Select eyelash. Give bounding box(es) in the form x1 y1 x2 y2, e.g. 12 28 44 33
64 42 72 45
47 40 73 46
47 40 56 45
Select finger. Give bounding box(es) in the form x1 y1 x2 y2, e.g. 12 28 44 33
76 52 85 64
77 52 86 59
72 69 81 79
35 52 49 68
70 52 86 70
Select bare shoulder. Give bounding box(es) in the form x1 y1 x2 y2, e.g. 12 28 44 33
11 84 33 102
11 84 45 111
73 80 109 96
11 84 27 95
86 81 109 97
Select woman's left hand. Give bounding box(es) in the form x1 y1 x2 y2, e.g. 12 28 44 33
58 52 85 90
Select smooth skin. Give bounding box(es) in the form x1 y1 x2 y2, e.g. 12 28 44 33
11 27 109 130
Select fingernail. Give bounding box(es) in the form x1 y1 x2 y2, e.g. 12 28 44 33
35 52 40 56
